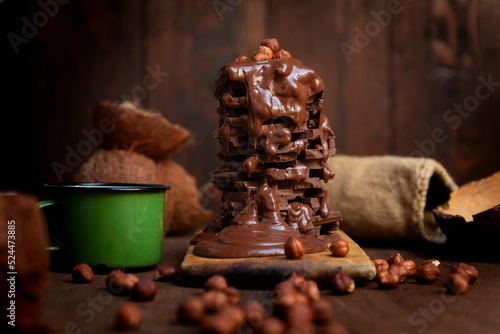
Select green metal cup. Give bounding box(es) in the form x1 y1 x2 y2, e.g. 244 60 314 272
41 183 170 270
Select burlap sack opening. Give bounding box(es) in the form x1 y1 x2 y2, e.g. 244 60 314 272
326 155 458 244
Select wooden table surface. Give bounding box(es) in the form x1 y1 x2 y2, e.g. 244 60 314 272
42 234 500 334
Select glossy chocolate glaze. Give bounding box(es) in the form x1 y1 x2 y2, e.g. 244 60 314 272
194 56 338 258
194 183 326 258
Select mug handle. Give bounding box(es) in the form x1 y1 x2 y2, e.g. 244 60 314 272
38 200 60 251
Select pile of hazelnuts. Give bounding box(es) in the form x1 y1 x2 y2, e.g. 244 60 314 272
177 273 350 334
71 263 179 330
373 253 478 294
234 38 292 63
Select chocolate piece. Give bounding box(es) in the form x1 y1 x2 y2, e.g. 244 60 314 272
193 40 341 258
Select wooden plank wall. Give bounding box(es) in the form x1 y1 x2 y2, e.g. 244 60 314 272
2 0 500 193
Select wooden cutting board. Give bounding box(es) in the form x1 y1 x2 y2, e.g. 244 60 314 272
180 230 376 288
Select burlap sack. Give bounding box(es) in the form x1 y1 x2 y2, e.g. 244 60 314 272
326 155 458 244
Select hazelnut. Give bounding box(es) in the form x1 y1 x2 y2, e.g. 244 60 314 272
261 38 280 54
115 302 142 330
255 316 287 334
200 313 236 334
388 263 409 283
105 269 124 288
422 259 442 272
205 275 228 291
445 273 469 295
274 280 297 295
273 284 298 312
284 237 305 259
285 304 314 331
202 306 246 333
222 306 246 326
272 49 291 60
234 55 248 62
415 264 441 283
177 297 205 323
312 300 333 325
223 286 241 305
133 278 157 301
303 280 320 303
400 260 417 277
294 292 310 306
256 45 273 59
110 273 140 295
331 274 355 294
72 263 94 283
387 253 404 265
203 290 229 313
156 266 178 282
372 259 389 275
376 270 399 289
242 300 265 328
329 239 349 257
287 272 306 291
457 262 478 283
252 52 269 62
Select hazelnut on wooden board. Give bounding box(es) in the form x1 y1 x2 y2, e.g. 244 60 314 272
261 38 280 54
331 274 355 294
115 302 143 330
376 270 399 289
445 273 469 295
133 278 157 301
204 274 228 291
388 253 404 265
156 266 178 282
72 264 94 283
329 239 349 257
284 237 305 259
415 264 441 283
177 297 206 323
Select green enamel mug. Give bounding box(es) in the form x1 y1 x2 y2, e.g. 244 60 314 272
41 183 170 270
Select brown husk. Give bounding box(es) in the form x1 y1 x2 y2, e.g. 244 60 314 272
94 101 191 158
72 149 157 184
156 158 213 234
433 171 500 244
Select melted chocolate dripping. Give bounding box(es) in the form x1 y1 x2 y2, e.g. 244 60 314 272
194 57 339 258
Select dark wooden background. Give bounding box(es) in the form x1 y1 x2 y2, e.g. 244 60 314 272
2 0 500 194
